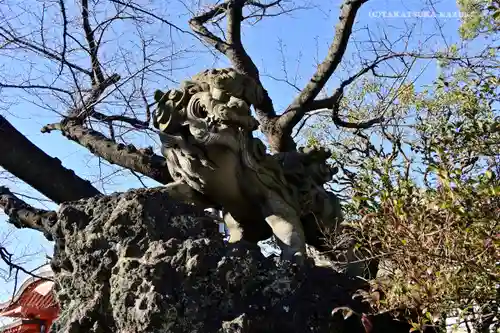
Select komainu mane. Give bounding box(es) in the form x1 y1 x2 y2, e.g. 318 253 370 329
152 68 344 265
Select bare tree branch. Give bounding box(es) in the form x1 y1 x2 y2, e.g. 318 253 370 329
226 0 259 78
0 248 53 298
0 27 92 77
58 0 68 76
0 186 56 237
279 0 368 132
70 73 120 120
109 0 195 36
0 83 72 96
81 0 105 85
41 122 172 184
189 2 231 55
189 0 276 117
0 0 191 205
91 112 149 129
331 108 383 129
0 115 101 204
304 54 404 112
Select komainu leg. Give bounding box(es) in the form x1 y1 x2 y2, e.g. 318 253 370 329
223 212 243 243
263 192 306 265
223 211 273 243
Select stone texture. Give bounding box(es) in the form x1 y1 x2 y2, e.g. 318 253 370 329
48 188 414 333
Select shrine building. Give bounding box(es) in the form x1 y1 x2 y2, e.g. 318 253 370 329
0 264 59 333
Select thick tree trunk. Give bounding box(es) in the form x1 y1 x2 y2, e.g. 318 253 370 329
0 116 100 203
258 119 297 153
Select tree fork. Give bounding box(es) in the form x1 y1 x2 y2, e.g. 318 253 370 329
0 115 101 204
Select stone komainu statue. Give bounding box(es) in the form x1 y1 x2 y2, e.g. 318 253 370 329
152 68 343 265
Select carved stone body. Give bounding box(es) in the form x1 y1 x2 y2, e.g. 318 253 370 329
153 68 343 264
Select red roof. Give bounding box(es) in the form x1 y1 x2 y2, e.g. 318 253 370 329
0 265 59 333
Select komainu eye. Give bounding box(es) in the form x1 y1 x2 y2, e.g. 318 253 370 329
191 99 208 118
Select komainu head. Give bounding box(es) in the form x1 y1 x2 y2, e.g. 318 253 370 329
152 68 263 150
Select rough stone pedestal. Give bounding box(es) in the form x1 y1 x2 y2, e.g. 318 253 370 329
48 188 415 333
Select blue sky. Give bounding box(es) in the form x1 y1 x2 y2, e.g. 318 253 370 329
0 0 467 302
